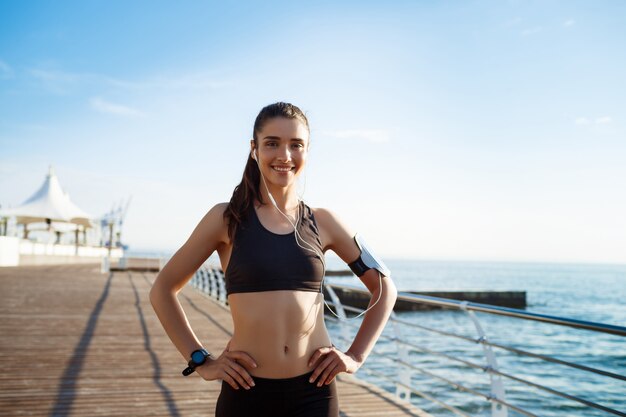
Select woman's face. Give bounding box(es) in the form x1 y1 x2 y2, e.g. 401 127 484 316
252 117 309 189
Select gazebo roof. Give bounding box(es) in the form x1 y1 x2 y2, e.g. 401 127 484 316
0 166 93 228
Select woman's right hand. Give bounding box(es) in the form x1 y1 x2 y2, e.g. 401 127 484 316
195 347 258 390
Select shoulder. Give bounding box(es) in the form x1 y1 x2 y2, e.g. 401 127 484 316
311 206 359 263
157 202 230 284
211 201 230 214
310 206 333 223
196 202 230 242
205 202 230 221
311 207 350 232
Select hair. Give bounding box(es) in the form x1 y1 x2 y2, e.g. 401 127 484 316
223 102 310 241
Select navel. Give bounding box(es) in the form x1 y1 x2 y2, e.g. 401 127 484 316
284 345 289 354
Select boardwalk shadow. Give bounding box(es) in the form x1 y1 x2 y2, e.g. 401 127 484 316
181 294 233 337
49 272 114 417
129 273 181 417
140 273 232 337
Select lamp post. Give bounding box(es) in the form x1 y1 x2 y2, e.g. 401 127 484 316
107 221 114 257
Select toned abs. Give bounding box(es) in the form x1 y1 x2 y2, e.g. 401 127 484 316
227 290 332 378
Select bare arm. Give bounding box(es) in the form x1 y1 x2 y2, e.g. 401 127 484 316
308 208 398 385
149 203 257 389
149 203 227 360
344 268 397 364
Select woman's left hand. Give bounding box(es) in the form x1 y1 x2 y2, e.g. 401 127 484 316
307 346 363 387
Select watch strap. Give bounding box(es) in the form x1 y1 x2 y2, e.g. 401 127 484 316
182 348 212 377
182 365 196 376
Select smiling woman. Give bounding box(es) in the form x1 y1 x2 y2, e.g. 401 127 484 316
253 118 308 196
149 102 397 417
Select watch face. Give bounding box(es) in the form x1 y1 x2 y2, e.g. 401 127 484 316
191 350 206 364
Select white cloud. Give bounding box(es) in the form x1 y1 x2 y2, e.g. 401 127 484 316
89 97 146 117
106 73 229 91
0 60 14 79
28 68 77 82
27 68 83 94
563 19 576 28
521 27 542 36
575 116 613 126
27 66 227 94
322 129 390 143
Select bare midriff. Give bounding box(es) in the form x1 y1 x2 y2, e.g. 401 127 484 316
227 290 332 379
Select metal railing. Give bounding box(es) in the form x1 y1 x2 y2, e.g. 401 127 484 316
190 265 626 417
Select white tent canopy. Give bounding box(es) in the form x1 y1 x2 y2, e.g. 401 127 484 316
0 166 93 228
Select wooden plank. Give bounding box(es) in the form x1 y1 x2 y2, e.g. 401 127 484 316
0 264 430 416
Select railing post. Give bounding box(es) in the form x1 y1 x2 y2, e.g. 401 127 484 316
208 268 217 299
216 269 227 305
204 269 210 294
200 269 207 293
459 301 508 417
390 311 411 402
101 256 109 273
324 285 347 319
324 285 351 351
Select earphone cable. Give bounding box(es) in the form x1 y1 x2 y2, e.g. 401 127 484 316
255 156 383 320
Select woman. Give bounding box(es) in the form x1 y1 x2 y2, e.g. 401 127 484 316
150 102 398 417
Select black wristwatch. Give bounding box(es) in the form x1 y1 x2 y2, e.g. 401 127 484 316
182 348 212 376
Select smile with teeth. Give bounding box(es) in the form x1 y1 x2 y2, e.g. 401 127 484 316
272 166 294 172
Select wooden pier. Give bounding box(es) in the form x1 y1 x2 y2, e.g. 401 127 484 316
0 264 430 416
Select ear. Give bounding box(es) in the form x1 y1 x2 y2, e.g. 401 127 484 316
250 140 256 160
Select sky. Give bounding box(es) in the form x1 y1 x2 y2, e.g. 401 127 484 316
1 0 625 264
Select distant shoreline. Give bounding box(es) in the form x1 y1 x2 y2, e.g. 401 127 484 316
125 249 626 268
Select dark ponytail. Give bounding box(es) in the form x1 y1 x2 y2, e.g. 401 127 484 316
223 102 309 241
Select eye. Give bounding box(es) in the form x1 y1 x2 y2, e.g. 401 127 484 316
292 143 305 149
265 142 278 147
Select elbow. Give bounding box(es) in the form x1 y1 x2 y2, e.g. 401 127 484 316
384 277 398 305
388 281 398 302
149 279 160 308
149 272 170 307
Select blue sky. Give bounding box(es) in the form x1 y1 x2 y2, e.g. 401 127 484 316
1 0 625 263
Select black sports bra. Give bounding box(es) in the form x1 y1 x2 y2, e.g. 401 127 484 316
224 200 325 295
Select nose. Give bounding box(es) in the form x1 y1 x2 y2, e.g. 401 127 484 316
278 143 292 162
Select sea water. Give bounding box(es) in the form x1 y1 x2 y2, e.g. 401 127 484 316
324 258 626 417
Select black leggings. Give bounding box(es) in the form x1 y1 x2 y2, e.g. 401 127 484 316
215 370 339 417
